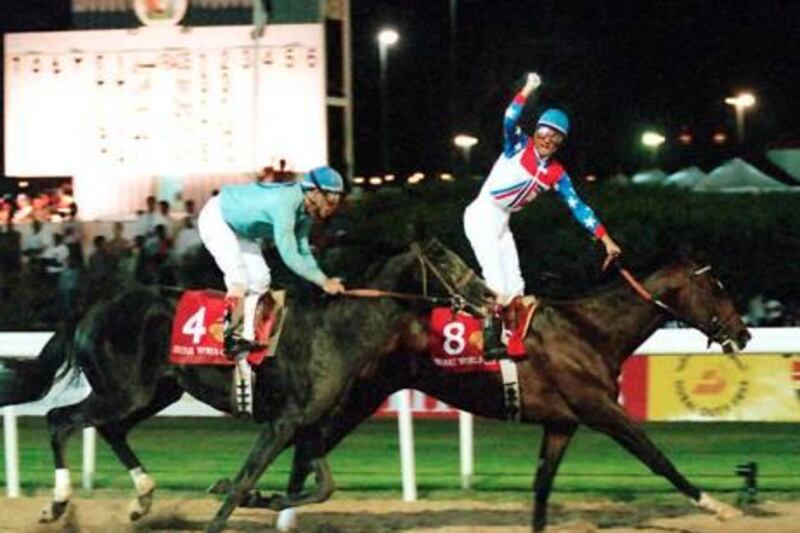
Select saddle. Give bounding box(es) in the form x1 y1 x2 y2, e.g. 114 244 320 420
428 295 538 372
169 289 287 367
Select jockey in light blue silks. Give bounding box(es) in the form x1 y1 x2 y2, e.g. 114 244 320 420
198 166 346 356
463 73 622 358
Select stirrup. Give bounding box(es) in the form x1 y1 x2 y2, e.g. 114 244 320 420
223 333 266 359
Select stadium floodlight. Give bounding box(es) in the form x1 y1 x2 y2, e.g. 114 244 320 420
725 92 756 143
641 131 666 147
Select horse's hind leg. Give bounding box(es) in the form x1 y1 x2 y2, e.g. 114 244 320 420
95 379 183 521
580 399 741 520
41 393 136 523
532 422 577 532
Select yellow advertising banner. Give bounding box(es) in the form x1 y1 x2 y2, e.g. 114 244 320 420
648 354 800 421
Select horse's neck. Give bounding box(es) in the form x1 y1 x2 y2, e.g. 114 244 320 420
557 274 671 368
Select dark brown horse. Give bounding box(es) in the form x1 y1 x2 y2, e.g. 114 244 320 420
0 239 493 532
252 259 751 531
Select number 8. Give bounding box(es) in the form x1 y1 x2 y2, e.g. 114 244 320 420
443 321 466 355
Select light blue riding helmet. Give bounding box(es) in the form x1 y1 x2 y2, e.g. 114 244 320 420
300 166 345 194
537 108 570 137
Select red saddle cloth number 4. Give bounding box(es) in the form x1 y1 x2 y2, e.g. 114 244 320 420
170 290 267 366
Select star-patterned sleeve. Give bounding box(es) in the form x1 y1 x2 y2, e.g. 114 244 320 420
502 92 529 157
553 173 607 238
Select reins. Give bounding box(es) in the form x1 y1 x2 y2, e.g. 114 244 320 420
342 288 453 307
341 243 488 315
610 258 738 348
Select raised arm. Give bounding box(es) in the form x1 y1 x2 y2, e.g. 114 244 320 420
502 72 541 156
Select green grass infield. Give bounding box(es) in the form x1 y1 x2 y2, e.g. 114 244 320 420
2 417 799 501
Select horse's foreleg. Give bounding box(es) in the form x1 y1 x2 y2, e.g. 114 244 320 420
244 457 334 510
206 416 301 533
581 399 741 520
532 422 577 532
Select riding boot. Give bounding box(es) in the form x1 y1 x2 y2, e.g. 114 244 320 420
503 296 524 334
223 296 262 358
483 305 506 360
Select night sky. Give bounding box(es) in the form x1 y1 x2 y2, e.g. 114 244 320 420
1 0 798 178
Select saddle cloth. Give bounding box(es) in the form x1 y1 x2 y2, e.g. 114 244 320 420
428 296 537 373
169 289 285 366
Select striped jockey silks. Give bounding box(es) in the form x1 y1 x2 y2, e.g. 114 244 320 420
478 91 607 238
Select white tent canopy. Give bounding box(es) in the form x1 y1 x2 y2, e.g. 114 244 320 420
631 168 668 185
664 166 706 189
767 149 800 183
693 158 791 193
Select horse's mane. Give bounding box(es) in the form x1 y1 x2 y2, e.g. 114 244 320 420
538 259 688 307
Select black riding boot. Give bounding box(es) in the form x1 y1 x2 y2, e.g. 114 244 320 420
223 297 263 358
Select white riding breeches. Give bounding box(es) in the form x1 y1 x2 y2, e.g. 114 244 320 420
198 195 271 297
463 196 524 305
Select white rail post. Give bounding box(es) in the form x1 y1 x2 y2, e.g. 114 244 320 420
458 410 473 489
82 427 96 490
3 406 21 497
395 389 417 501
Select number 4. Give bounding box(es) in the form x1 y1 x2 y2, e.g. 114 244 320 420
182 307 207 344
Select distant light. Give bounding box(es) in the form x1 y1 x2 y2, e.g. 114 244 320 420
584 174 597 182
641 131 666 147
725 92 756 109
368 176 383 186
712 131 728 145
453 134 479 148
678 131 693 145
377 29 399 46
384 174 396 182
407 172 425 185
352 176 365 185
18 181 29 188
439 173 455 182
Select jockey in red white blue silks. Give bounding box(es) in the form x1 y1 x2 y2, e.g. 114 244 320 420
463 73 622 356
198 166 346 356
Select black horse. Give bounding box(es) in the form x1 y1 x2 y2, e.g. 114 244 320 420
0 239 492 532
258 259 751 531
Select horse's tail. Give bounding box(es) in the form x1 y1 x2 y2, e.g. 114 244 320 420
0 321 77 407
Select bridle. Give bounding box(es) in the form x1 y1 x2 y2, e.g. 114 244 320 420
612 260 741 351
343 243 490 316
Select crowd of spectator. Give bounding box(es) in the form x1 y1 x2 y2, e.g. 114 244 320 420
0 193 204 327
0 184 77 224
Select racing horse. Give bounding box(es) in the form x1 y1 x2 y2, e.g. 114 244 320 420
258 259 751 531
0 239 493 530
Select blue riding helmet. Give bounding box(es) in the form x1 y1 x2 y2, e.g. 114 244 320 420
536 108 570 137
300 166 345 194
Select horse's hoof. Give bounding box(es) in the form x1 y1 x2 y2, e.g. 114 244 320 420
39 500 69 523
207 478 232 495
696 492 743 520
129 489 155 521
716 503 744 521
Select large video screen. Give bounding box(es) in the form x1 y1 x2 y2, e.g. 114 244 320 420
4 25 326 177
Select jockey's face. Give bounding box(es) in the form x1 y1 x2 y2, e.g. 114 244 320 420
533 126 565 158
305 190 342 220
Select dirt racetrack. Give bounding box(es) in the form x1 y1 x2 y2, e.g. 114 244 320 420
0 495 799 532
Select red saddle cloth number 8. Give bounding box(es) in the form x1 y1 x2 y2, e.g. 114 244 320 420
428 308 499 373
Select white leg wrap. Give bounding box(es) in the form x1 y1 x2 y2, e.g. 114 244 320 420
54 468 71 502
276 508 298 531
129 467 155 496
